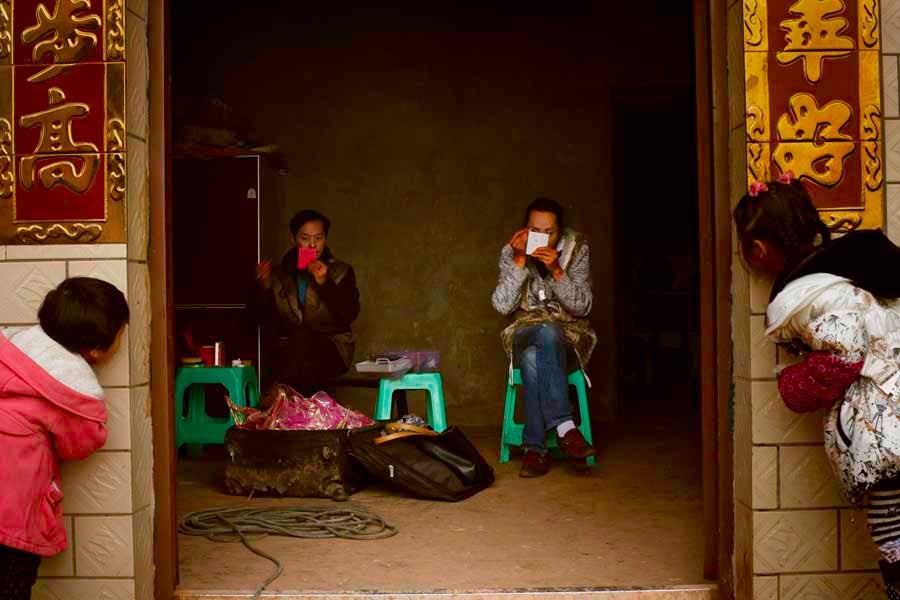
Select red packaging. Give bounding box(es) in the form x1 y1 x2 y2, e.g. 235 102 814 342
297 247 317 270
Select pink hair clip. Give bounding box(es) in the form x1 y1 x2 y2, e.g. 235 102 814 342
748 181 769 197
777 171 795 184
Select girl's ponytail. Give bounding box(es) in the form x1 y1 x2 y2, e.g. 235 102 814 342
733 173 826 265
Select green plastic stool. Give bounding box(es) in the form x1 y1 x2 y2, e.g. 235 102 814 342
175 366 260 450
500 368 595 465
374 372 448 433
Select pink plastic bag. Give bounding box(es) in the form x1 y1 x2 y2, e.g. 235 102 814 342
227 384 374 431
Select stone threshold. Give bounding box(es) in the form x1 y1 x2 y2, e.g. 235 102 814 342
175 584 718 600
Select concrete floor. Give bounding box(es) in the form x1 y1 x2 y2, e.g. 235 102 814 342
176 405 707 594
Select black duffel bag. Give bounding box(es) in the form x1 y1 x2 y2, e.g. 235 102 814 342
348 422 494 501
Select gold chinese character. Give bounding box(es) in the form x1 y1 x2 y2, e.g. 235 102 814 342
18 87 99 193
21 0 101 83
776 0 854 83
773 93 855 187
776 93 853 141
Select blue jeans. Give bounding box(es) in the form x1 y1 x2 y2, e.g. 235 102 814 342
514 323 571 452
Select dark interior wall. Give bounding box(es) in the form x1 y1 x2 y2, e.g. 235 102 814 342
173 5 694 425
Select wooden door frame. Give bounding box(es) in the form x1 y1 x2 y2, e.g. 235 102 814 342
694 0 735 592
149 0 178 597
148 1 734 597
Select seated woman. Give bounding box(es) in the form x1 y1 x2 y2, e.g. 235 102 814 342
491 197 597 477
250 209 360 396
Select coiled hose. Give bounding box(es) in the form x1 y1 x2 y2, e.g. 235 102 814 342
178 505 398 598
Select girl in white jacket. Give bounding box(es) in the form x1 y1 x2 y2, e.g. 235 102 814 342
735 172 900 598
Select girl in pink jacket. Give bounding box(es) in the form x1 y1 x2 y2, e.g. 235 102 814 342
0 277 129 600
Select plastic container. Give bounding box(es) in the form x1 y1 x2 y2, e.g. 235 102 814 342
355 357 413 375
381 350 440 372
214 342 226 366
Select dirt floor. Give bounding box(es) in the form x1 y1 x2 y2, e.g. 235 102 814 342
176 405 706 594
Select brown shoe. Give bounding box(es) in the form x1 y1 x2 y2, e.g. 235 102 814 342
520 450 551 478
559 428 596 459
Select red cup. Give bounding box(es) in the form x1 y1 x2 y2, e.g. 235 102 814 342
199 345 215 366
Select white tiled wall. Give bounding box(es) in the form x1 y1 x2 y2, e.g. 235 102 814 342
0 262 66 324
104 388 133 450
61 453 134 514
67 260 129 297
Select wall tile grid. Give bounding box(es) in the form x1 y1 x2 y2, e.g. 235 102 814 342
733 0 893 597
886 0 900 245
0 3 158 600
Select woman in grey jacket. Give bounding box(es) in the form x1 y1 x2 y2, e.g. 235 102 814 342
492 197 597 478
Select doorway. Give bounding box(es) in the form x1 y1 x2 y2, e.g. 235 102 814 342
613 90 700 421
149 2 731 598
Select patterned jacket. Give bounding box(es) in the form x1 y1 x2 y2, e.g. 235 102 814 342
767 273 900 504
491 228 596 368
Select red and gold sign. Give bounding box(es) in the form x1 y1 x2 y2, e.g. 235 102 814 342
0 0 125 244
743 0 883 231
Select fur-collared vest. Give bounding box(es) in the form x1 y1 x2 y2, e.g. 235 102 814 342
491 228 596 369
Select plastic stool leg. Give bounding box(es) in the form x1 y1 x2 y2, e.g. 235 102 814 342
248 371 260 408
374 380 394 421
185 384 206 457
499 381 518 463
174 379 188 450
427 377 447 433
570 371 595 466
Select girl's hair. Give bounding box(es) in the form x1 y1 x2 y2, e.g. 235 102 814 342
733 178 830 265
39 277 130 353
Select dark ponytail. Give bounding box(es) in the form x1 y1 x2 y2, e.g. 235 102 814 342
733 178 828 267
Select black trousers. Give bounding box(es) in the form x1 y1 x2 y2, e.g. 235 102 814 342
264 326 348 397
0 545 41 600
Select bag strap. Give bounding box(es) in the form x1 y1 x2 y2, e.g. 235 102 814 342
384 422 434 434
374 423 439 445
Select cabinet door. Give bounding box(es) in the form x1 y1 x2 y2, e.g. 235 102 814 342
173 156 260 366
172 157 259 305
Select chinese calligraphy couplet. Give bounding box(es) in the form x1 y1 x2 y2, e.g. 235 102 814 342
0 0 126 244
744 0 883 231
